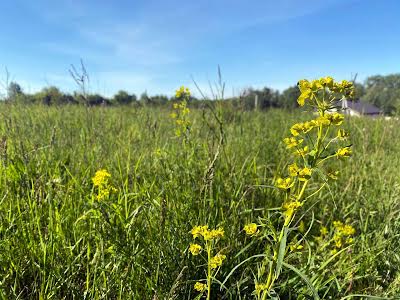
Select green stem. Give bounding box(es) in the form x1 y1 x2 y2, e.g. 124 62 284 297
296 180 309 202
207 242 212 300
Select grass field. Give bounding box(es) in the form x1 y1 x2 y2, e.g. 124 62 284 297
0 103 399 299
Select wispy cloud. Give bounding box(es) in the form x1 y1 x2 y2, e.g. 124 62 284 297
79 24 183 66
9 0 368 95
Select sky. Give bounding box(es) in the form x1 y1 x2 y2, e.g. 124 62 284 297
0 0 399 97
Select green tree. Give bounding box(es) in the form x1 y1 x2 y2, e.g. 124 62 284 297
7 81 23 101
87 94 109 106
280 85 300 109
112 90 136 105
363 74 400 114
33 87 75 105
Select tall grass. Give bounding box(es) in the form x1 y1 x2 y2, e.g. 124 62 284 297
0 103 399 299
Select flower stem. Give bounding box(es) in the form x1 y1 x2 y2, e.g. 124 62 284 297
207 242 212 300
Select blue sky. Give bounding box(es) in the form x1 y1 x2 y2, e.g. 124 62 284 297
0 0 399 97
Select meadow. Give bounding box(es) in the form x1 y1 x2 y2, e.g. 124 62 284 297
0 98 399 299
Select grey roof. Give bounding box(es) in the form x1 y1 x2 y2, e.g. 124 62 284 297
346 100 382 115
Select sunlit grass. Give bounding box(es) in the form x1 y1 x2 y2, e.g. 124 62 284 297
0 102 399 299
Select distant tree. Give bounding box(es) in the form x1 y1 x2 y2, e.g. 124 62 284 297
279 85 300 109
353 82 366 99
140 91 148 101
87 94 109 106
240 86 280 110
150 95 169 105
112 90 137 105
363 74 400 114
7 81 23 101
33 87 76 105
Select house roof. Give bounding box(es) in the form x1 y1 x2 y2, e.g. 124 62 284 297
346 100 382 115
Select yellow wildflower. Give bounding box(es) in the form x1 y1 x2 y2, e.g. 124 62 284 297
182 107 190 115
92 169 111 187
341 224 356 236
191 225 208 239
336 147 352 159
96 189 110 200
298 167 312 181
297 90 311 106
283 200 303 223
332 221 356 248
209 253 226 269
298 79 311 93
283 137 303 149
210 227 225 239
194 282 207 292
191 225 224 240
283 200 303 211
334 235 343 248
290 121 316 136
315 115 331 126
243 223 258 236
288 163 300 177
310 79 323 91
294 145 309 157
326 112 344 125
189 243 202 256
175 86 191 99
275 177 294 190
289 164 311 180
290 123 303 136
320 76 334 88
337 129 349 139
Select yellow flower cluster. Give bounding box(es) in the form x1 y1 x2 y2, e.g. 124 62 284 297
210 253 226 269
294 145 309 157
189 243 202 256
317 221 355 253
332 221 355 249
337 129 349 140
333 221 356 236
189 224 226 297
283 137 303 149
191 225 224 241
297 77 354 106
243 223 258 236
92 169 111 187
275 177 294 190
336 147 352 159
194 282 207 292
288 163 312 181
92 169 117 200
175 85 191 99
283 200 303 224
170 91 191 137
290 113 344 137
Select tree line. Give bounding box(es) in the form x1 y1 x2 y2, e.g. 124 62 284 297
3 73 400 115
